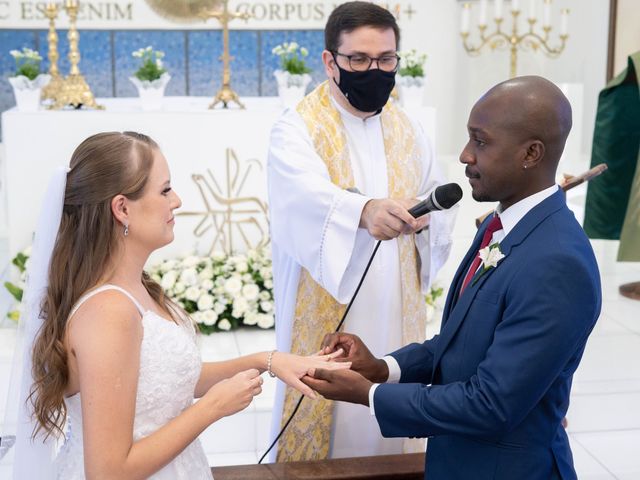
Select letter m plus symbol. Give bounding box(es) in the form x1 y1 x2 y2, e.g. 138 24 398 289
403 4 416 20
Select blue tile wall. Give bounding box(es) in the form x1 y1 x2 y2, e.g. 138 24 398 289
0 29 325 140
188 30 259 97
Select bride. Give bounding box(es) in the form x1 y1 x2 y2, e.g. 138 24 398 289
13 131 348 479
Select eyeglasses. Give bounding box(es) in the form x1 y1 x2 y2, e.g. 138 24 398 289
331 51 400 73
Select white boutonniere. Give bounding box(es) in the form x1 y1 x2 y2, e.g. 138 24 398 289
472 243 505 285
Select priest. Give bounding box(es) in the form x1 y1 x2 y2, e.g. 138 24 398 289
266 1 456 462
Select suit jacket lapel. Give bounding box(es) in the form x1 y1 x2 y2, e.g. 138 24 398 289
442 220 488 321
433 190 567 374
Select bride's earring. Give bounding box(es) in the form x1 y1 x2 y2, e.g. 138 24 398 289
124 223 129 237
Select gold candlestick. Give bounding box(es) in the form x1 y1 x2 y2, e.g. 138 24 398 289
42 2 64 101
199 0 251 109
51 0 103 109
460 1 569 78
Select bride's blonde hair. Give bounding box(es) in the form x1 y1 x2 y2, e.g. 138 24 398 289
30 131 181 439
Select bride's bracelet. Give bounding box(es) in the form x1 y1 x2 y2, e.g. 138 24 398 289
267 350 277 378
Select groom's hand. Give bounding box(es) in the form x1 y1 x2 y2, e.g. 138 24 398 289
321 333 389 383
301 368 373 406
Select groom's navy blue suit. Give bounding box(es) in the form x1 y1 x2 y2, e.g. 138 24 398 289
374 189 601 479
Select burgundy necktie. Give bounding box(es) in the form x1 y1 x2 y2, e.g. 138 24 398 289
459 214 503 296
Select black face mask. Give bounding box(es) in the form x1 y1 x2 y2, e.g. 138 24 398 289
334 65 396 113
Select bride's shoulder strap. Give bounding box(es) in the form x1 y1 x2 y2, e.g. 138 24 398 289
68 284 146 319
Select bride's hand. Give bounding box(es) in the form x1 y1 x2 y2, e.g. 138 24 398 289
270 350 351 399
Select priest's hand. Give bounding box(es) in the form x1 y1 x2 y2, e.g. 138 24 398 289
397 198 430 234
359 198 421 240
320 333 389 383
301 368 373 406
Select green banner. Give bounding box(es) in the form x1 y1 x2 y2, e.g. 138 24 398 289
583 52 640 243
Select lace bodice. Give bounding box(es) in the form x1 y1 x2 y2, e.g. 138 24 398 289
54 285 213 479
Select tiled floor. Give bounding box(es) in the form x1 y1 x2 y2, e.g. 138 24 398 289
0 154 638 478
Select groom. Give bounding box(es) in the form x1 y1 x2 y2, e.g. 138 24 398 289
302 76 602 480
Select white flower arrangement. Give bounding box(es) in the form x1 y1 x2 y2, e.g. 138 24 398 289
149 247 275 334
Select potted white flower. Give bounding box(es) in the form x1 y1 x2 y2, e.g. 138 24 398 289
397 49 427 108
272 41 312 108
8 47 51 112
129 46 170 111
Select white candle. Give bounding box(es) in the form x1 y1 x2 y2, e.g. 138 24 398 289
495 0 504 19
461 3 471 33
512 0 520 12
560 9 569 34
479 0 488 25
543 0 551 26
528 0 536 19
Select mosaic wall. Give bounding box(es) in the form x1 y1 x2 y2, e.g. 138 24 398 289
0 29 327 139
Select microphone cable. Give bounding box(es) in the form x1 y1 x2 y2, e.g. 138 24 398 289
258 240 382 464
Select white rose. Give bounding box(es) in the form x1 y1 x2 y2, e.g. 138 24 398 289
260 267 272 280
185 286 201 302
257 313 275 329
160 259 177 273
242 273 253 282
259 290 271 301
198 268 214 280
224 277 243 295
202 310 218 326
236 261 248 273
243 312 258 325
151 274 162 283
214 302 226 314
192 311 205 324
160 270 177 290
260 301 273 313
212 251 225 261
201 279 214 291
180 267 198 287
242 284 260 301
479 245 505 269
173 281 186 295
232 297 249 316
264 279 273 289
218 318 232 331
197 294 215 311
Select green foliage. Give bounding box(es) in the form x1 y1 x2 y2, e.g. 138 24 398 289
425 285 444 307
4 281 22 302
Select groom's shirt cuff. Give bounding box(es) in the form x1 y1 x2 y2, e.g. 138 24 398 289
369 356 401 416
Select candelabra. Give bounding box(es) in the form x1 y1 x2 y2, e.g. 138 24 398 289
199 0 251 109
460 0 569 78
51 0 103 109
42 3 64 101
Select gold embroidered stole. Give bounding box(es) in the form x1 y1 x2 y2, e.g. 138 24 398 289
277 81 427 461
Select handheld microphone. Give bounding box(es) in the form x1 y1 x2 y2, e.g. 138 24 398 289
408 182 463 218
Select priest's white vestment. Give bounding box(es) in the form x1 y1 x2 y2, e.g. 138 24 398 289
267 94 455 460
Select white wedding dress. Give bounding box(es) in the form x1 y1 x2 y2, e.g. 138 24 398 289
53 285 213 479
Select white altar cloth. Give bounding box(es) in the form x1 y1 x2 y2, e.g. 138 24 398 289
1 97 436 261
